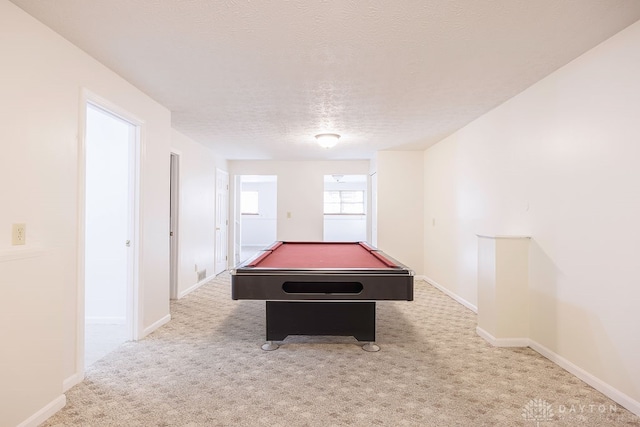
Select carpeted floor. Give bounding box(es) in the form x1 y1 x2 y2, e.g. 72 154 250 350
42 274 640 426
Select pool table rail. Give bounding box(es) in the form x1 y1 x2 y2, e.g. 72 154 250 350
231 270 414 301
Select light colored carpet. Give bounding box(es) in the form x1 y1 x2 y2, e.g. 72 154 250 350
85 323 129 367
43 274 640 426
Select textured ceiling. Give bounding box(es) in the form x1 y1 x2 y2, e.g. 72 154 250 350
10 0 640 160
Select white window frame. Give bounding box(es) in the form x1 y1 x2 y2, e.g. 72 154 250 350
324 190 365 215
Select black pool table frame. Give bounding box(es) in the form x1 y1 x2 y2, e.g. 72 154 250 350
231 246 414 351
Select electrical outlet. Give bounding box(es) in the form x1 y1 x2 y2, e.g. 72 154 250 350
12 223 26 245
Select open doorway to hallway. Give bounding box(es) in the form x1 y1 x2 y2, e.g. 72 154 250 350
83 102 138 367
237 175 277 262
323 174 367 242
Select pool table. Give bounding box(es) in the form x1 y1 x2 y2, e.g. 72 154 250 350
230 241 414 351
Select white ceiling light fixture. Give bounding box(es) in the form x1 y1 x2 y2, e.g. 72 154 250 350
315 133 340 149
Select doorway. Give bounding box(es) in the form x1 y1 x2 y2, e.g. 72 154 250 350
237 175 278 262
215 169 229 274
83 102 137 367
323 174 368 242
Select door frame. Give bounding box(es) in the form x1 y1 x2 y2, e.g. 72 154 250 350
72 89 143 388
169 151 180 299
233 174 242 266
215 169 229 274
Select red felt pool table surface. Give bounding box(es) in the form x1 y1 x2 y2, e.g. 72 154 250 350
247 241 398 269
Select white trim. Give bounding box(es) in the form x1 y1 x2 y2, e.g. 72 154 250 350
16 395 66 427
476 326 529 347
132 109 144 342
421 273 640 417
215 168 230 274
476 234 531 239
129 118 142 342
476 329 640 416
63 372 85 392
241 242 273 248
177 274 215 299
529 340 640 417
75 89 88 381
169 150 181 300
419 275 478 313
141 314 171 338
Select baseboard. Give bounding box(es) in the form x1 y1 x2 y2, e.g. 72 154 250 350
62 372 85 392
419 275 478 313
178 274 215 299
141 314 171 338
16 394 66 427
476 326 529 347
476 330 640 416
528 339 640 417
422 274 640 417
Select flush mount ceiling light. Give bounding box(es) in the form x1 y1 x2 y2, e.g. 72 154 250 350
315 133 340 149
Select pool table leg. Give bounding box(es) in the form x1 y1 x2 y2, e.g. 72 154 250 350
263 301 379 351
362 342 380 352
261 341 279 351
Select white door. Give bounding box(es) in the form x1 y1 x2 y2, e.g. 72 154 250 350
370 172 378 246
234 175 242 266
215 169 229 274
84 102 137 367
169 153 180 299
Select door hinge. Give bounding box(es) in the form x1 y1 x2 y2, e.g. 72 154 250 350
225 255 227 260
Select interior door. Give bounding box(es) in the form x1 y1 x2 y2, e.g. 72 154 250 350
215 169 229 274
169 153 179 299
234 175 242 266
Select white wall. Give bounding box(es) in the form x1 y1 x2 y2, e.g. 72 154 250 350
229 160 370 246
324 216 367 242
171 129 225 297
423 20 640 414
376 151 424 274
0 1 172 425
0 250 64 427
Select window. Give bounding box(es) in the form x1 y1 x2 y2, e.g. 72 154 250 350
324 190 365 214
241 191 259 215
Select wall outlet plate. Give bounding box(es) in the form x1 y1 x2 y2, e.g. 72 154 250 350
12 223 26 245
